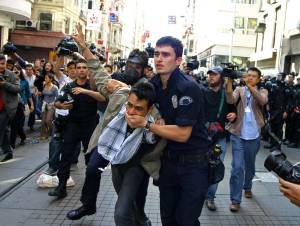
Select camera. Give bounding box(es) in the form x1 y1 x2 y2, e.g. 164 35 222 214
56 37 78 56
221 63 243 79
186 56 199 71
60 83 75 104
2 42 17 55
264 150 300 184
89 43 105 62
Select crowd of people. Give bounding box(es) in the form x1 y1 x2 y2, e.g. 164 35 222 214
1 22 300 226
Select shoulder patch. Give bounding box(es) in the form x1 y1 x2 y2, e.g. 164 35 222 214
179 96 193 106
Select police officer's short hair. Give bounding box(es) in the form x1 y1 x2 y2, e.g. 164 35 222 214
129 82 156 108
156 36 183 58
248 67 262 77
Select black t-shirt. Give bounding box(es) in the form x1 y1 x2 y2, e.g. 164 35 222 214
56 80 98 123
204 88 236 128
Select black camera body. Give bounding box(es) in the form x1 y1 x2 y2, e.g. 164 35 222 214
60 83 75 104
2 42 17 55
264 150 300 184
186 56 199 71
56 37 78 56
221 63 242 79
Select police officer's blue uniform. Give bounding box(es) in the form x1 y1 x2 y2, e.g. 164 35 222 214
150 68 210 226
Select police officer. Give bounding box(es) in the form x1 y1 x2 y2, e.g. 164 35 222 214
264 73 285 149
287 75 300 148
127 36 210 226
283 73 296 145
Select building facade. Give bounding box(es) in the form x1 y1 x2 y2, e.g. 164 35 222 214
0 0 34 49
251 0 300 75
184 0 259 69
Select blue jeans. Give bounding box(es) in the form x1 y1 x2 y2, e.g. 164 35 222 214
230 134 260 204
206 137 227 200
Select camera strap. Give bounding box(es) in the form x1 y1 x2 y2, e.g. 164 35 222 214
216 89 225 120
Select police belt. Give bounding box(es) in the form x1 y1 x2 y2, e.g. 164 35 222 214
163 149 208 163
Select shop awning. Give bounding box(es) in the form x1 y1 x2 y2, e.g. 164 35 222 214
10 29 65 48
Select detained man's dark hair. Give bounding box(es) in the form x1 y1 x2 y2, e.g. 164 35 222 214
0 54 6 61
129 82 156 108
75 58 88 67
248 67 262 77
67 61 76 68
6 59 15 65
156 36 183 58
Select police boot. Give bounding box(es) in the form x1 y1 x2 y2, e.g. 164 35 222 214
48 180 67 199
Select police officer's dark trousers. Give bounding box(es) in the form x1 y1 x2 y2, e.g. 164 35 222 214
57 120 96 185
80 147 109 209
159 150 209 226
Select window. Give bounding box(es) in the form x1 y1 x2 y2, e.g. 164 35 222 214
88 0 93 9
247 18 257 30
65 17 70 34
39 13 52 31
235 17 244 29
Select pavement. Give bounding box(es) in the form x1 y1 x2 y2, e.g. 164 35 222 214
1 135 300 226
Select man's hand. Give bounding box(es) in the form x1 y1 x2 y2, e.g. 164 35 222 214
72 87 87 95
72 23 86 49
279 178 300 207
60 102 73 110
0 81 6 86
226 112 237 122
125 113 147 128
106 79 129 93
155 118 165 125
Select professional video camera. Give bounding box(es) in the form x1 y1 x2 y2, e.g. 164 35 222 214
89 43 105 62
221 63 243 79
264 123 300 184
2 42 18 55
56 37 78 56
186 56 199 71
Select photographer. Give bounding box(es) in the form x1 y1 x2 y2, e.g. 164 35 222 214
0 54 20 162
48 59 105 199
204 66 237 211
225 67 268 212
279 178 300 207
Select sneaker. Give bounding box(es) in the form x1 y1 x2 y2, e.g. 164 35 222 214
229 203 240 212
205 199 217 211
1 153 13 162
44 167 58 176
244 190 253 198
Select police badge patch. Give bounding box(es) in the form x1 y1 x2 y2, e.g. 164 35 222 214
171 95 178 109
179 96 193 106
